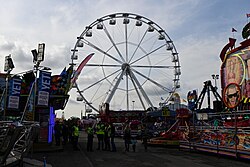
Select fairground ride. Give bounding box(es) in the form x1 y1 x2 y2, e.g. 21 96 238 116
70 13 181 113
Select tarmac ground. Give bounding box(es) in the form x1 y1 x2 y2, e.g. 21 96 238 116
25 130 250 167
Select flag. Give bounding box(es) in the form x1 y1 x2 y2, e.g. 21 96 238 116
60 67 67 76
70 53 94 88
64 65 74 94
247 13 250 18
232 28 237 32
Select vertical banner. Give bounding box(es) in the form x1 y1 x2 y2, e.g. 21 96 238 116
38 70 51 106
8 77 22 109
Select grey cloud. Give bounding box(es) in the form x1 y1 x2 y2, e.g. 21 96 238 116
0 42 15 51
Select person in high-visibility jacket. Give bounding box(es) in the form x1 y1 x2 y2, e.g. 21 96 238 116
95 122 105 150
72 120 80 150
87 126 94 152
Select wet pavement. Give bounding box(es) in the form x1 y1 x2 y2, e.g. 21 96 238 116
26 131 250 167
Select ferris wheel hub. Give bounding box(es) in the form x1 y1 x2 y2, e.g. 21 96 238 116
122 63 130 75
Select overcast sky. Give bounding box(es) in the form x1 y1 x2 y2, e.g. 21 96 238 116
0 0 249 119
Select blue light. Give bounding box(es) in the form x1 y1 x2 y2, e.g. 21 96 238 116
48 106 55 143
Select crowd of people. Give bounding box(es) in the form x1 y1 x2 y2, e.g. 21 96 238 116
87 121 150 152
53 119 150 153
53 118 81 150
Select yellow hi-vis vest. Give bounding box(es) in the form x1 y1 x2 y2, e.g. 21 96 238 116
96 124 105 135
73 126 79 137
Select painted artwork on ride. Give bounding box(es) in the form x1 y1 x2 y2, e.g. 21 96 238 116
192 128 250 151
221 41 250 107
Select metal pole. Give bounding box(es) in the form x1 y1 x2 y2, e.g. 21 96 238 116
20 82 35 122
234 108 238 158
85 102 86 117
212 74 219 90
132 100 135 110
3 70 11 120
33 65 38 121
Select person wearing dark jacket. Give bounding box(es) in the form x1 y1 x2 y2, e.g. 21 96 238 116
110 123 116 152
87 126 94 152
54 121 62 146
123 125 131 152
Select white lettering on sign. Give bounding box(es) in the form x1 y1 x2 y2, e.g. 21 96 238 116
37 91 49 106
12 78 21 95
8 96 19 109
41 72 51 91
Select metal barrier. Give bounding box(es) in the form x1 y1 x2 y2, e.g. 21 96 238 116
0 121 39 166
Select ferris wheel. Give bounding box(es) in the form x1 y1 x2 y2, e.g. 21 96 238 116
70 13 181 112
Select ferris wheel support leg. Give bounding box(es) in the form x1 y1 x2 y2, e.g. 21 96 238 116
130 75 146 110
129 69 154 109
105 69 126 104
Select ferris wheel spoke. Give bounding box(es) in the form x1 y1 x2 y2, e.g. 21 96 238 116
79 69 121 93
125 23 128 62
128 29 148 63
130 43 166 65
82 38 123 64
126 71 129 110
85 64 121 67
128 68 154 108
131 65 176 69
105 68 127 104
103 24 126 62
132 68 172 92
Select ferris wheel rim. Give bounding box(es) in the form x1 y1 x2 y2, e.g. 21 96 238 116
71 12 181 112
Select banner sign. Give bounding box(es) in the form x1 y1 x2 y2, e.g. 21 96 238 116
38 70 51 106
8 77 22 109
187 90 198 110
